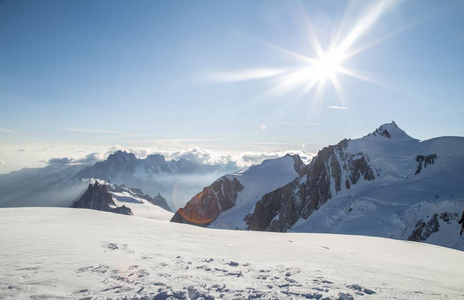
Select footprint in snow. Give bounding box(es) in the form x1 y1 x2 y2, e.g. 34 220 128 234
347 283 376 295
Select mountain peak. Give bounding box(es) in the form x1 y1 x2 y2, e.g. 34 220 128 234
367 121 416 141
145 154 166 165
107 150 138 164
72 182 132 215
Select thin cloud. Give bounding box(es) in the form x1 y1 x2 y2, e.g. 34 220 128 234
205 68 288 83
281 122 321 126
45 152 104 166
66 128 132 135
0 160 5 165
328 106 350 110
0 128 19 134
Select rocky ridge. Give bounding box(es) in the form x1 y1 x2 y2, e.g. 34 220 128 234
72 181 132 215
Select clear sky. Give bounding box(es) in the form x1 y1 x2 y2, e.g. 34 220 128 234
1 0 464 173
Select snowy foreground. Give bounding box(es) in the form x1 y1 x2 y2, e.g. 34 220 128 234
1 208 463 299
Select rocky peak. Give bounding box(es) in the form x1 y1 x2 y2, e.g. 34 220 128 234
171 177 244 226
284 153 306 176
173 158 199 173
145 154 166 166
367 121 415 141
72 181 132 215
107 150 138 168
245 137 378 232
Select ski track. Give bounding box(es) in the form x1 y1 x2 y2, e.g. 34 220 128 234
1 208 464 299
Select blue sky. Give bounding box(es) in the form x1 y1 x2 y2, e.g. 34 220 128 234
1 0 464 173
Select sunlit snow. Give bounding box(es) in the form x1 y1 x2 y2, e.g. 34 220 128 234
1 208 463 299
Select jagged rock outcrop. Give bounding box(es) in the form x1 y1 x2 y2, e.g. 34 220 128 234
245 139 378 231
415 154 437 175
408 214 440 242
171 177 243 226
72 181 132 215
152 193 171 211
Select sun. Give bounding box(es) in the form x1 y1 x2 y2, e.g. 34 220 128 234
209 0 397 102
312 50 345 82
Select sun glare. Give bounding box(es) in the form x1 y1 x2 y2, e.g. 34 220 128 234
211 0 397 103
313 50 345 81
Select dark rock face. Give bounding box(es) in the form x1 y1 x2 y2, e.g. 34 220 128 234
369 124 393 138
245 183 298 232
151 193 171 211
171 177 243 226
77 151 138 180
245 139 378 232
72 181 132 215
290 154 306 176
415 154 437 175
408 214 440 242
107 184 171 212
438 212 459 224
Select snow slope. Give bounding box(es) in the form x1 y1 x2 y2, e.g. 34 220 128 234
111 190 174 221
288 123 464 250
211 155 301 229
1 207 463 299
185 122 464 250
171 155 303 228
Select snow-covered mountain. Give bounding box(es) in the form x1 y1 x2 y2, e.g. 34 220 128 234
171 154 305 228
0 163 89 208
172 122 464 250
76 150 238 210
1 207 463 299
0 150 238 211
72 181 133 215
72 181 174 219
107 184 171 212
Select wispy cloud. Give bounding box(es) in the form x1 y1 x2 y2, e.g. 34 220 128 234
45 152 103 166
281 122 321 126
0 128 19 134
66 128 131 135
328 106 350 110
0 160 5 165
205 68 288 83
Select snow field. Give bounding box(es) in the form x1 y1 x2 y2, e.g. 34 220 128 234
1 208 463 299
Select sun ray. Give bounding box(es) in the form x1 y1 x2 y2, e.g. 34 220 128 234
330 75 348 106
295 0 325 57
344 30 402 60
337 67 393 90
206 0 402 104
337 0 396 54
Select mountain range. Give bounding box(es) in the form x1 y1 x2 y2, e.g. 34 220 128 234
172 122 464 250
0 150 238 212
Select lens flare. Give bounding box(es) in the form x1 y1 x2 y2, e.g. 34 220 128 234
173 183 216 225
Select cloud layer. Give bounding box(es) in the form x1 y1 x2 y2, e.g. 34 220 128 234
44 146 315 170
